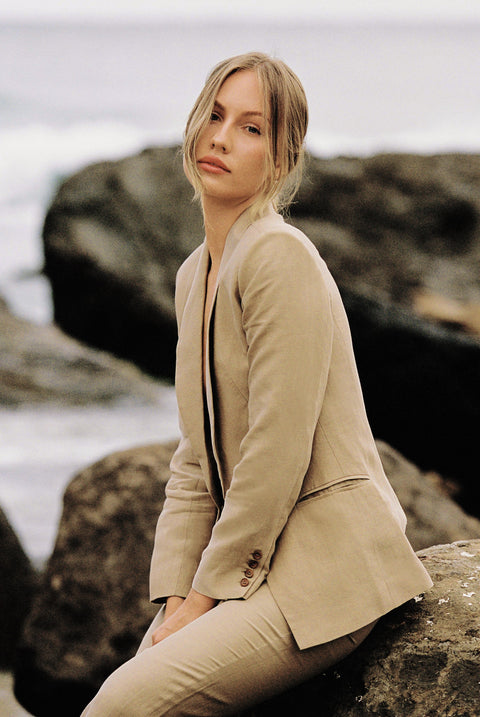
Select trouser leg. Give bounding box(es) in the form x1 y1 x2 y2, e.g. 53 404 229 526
81 583 376 717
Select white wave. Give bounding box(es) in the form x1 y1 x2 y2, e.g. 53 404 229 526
0 120 178 205
0 399 180 563
307 121 480 158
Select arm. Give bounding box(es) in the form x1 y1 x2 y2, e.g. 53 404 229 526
149 427 218 602
192 231 334 600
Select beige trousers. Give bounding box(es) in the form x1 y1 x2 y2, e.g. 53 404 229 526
81 582 376 717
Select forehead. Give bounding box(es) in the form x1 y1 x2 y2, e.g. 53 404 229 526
215 70 263 113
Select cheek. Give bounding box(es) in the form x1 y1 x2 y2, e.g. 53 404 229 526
251 147 268 179
197 127 212 152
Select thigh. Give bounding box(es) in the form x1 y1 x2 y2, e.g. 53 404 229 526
82 584 375 717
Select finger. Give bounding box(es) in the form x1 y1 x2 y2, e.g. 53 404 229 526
151 625 173 646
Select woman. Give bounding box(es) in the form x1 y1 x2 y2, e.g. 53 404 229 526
82 52 432 716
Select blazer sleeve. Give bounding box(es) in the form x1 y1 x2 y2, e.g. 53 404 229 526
149 416 218 602
192 230 334 600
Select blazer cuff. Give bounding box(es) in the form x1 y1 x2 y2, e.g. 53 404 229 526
192 546 270 601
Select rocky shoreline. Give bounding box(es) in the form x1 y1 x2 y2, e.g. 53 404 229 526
10 442 480 716
0 294 166 408
2 146 480 714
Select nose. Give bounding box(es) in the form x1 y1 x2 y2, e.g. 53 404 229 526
211 123 230 152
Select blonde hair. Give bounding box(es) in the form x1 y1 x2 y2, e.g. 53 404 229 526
183 51 308 217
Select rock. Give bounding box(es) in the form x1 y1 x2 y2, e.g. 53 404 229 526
292 152 480 307
253 540 480 716
14 442 174 717
377 441 480 551
0 506 38 669
0 294 164 406
42 148 480 505
42 146 204 381
343 289 480 514
43 152 480 361
13 441 480 715
412 289 480 337
42 151 480 380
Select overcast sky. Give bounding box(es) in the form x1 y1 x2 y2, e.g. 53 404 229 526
1 0 479 23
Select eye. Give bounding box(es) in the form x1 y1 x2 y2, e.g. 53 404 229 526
210 111 221 122
246 125 261 135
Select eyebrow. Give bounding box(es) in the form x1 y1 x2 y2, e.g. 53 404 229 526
214 100 264 119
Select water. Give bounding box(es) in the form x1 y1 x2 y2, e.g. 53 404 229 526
2 20 480 322
0 398 180 566
1 18 480 565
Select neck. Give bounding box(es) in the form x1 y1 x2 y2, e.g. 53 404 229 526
201 195 255 270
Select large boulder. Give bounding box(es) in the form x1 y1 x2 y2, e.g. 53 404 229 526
292 152 480 307
42 151 480 378
14 442 174 717
0 294 163 406
42 146 203 381
41 148 480 505
13 441 480 716
0 506 38 669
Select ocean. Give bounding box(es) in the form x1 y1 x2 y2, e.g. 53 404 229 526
1 19 480 566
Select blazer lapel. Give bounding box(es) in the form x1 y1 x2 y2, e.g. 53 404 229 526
179 205 278 500
175 241 223 507
203 206 270 483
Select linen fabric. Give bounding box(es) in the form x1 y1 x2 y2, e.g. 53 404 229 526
150 205 432 650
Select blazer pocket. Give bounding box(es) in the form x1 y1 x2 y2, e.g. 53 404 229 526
297 475 370 506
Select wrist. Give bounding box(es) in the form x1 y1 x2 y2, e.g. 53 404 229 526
165 595 185 619
185 588 218 612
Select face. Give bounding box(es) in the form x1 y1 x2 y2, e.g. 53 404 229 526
194 70 268 209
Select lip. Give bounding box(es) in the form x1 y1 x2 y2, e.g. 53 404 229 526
197 155 230 173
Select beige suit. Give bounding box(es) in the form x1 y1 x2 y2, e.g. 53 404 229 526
150 204 432 650
83 205 433 715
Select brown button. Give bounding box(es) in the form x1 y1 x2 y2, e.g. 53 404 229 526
244 568 254 578
248 559 258 569
252 550 262 561
240 578 250 587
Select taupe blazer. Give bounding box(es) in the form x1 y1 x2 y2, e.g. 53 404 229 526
150 205 432 649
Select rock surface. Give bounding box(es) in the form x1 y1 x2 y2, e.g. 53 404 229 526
14 443 174 717
13 441 480 716
378 441 480 551
0 295 163 406
43 146 203 381
292 153 480 309
42 149 480 382
0 506 38 669
254 540 480 716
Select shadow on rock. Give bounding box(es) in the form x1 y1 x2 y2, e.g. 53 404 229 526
342 289 480 515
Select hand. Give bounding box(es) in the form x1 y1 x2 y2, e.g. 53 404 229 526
152 589 218 645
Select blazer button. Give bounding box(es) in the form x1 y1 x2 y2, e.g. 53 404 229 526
240 578 250 587
244 568 254 578
252 550 262 561
248 559 258 569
